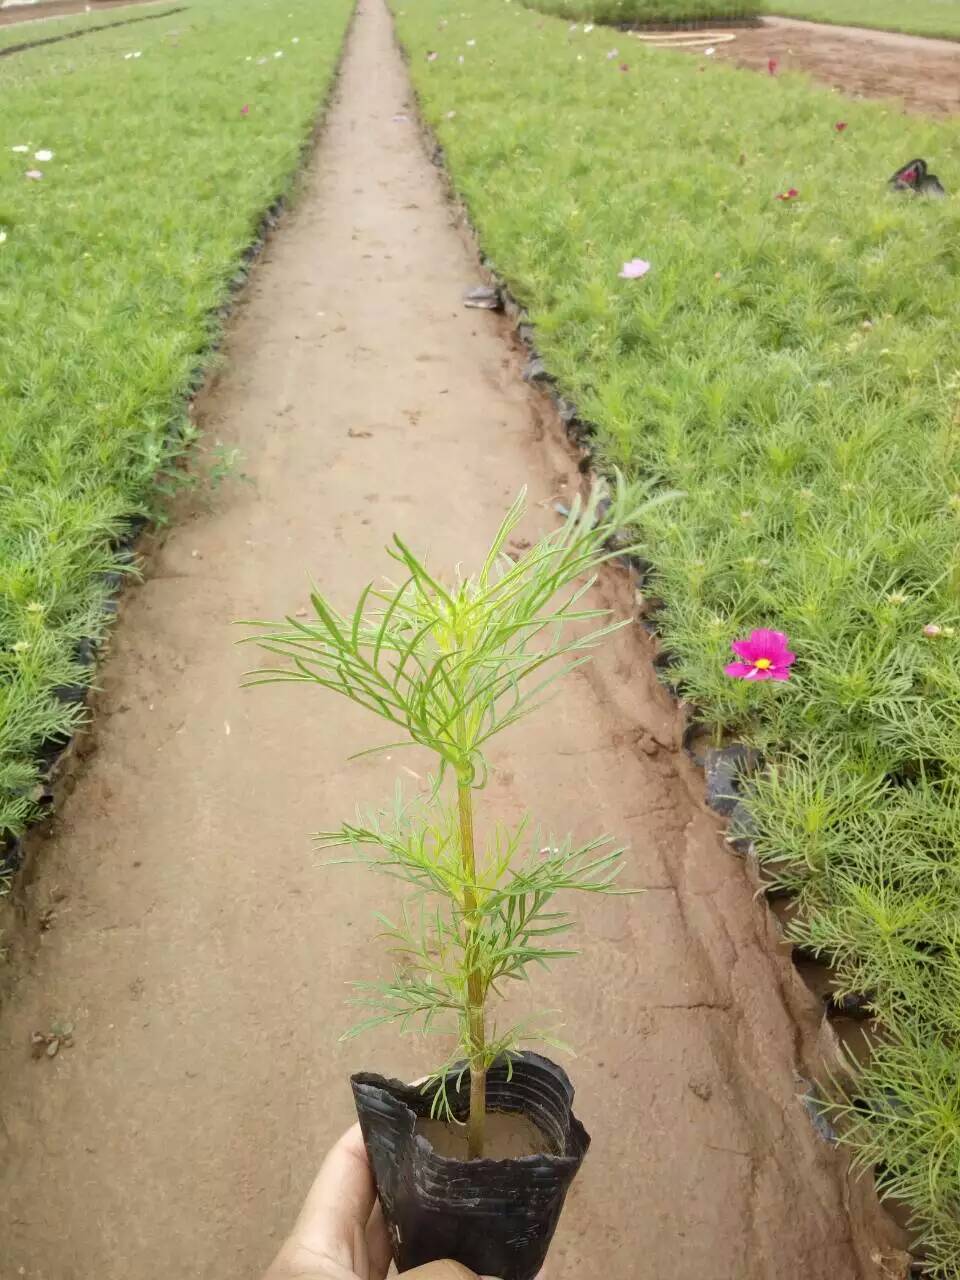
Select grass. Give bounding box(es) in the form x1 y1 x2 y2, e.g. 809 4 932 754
773 0 960 41
0 0 352 849
519 0 763 25
393 3 960 1272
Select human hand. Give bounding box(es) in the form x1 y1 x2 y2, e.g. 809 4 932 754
263 1124 503 1280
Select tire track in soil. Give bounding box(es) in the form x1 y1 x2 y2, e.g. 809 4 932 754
0 3 901 1277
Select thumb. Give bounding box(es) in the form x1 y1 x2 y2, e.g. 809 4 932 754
400 1264 502 1280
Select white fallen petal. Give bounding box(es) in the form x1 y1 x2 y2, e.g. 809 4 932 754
291 36 299 42
274 49 283 57
11 145 29 153
0 230 7 244
34 149 53 161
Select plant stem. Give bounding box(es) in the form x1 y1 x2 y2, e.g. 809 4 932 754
456 772 486 1159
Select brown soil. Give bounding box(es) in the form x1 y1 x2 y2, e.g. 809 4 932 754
669 15 960 115
416 1113 551 1161
0 0 163 26
0 2 906 1278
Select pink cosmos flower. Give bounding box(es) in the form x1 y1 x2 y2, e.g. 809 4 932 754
767 57 778 75
835 120 847 132
619 62 629 71
775 187 799 201
725 629 795 682
241 104 250 115
619 258 651 279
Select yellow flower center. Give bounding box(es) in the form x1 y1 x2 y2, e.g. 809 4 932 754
753 658 773 670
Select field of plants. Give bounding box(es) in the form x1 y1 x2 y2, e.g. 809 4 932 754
395 3 960 1272
0 0 351 848
775 0 960 40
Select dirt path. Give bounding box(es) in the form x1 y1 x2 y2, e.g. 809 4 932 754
0 3 897 1277
679 14 960 115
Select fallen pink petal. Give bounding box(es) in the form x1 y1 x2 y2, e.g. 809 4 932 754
619 258 651 279
241 104 250 115
25 170 43 181
724 629 796 682
775 188 800 201
427 50 438 61
768 57 778 75
619 62 629 71
835 121 848 132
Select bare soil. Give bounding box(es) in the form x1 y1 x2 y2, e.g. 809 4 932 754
678 14 960 115
0 2 906 1278
0 0 163 27
416 1113 550 1161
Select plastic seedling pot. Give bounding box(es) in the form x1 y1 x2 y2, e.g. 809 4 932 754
352 1052 589 1280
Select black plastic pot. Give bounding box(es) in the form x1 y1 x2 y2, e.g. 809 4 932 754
352 1052 589 1280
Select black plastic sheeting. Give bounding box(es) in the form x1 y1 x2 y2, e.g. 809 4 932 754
353 1052 588 1280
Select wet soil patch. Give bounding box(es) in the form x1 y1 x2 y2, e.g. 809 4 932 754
677 15 960 116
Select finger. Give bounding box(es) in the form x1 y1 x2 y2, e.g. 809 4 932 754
289 1124 377 1261
399 1264 481 1280
365 1198 393 1280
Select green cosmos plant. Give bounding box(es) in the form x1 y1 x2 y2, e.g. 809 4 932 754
243 479 666 1157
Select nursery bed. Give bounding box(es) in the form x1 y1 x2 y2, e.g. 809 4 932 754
773 0 960 42
0 0 163 30
0 2 898 1276
393 0 960 1272
0 0 353 857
